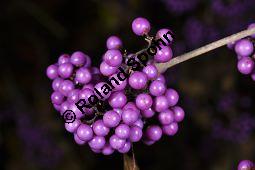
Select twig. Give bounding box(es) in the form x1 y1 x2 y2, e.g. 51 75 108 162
155 27 255 73
123 145 139 170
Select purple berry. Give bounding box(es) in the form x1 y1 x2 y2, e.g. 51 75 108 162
58 54 70 64
154 46 173 63
106 36 122 50
46 64 58 79
70 51 87 66
135 93 153 110
237 57 254 75
149 80 166 96
118 141 131 153
165 88 179 106
58 63 73 78
143 64 158 80
156 28 173 45
51 91 64 105
132 17 151 36
154 96 169 112
145 125 162 141
122 108 139 125
238 160 254 170
235 39 254 57
75 67 92 84
109 91 127 108
92 120 110 137
115 124 130 139
88 136 106 150
74 133 86 145
77 124 93 141
100 61 118 76
103 110 121 128
128 71 148 90
141 108 155 118
109 134 126 149
172 106 185 122
158 109 175 125
162 122 178 136
103 49 123 67
65 119 81 133
129 126 143 142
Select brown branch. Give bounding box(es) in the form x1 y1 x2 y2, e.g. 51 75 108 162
155 27 255 73
123 145 139 170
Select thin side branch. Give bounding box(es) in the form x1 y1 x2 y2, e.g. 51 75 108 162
155 27 255 73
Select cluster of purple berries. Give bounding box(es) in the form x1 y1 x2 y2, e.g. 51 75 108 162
238 160 254 170
46 17 185 155
228 24 255 80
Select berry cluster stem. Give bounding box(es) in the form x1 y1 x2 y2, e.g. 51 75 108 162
155 27 255 73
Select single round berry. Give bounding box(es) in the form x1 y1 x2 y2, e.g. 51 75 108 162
156 28 173 45
145 125 162 141
237 160 254 170
70 51 86 66
149 80 166 96
109 91 127 108
128 71 148 90
154 46 173 63
46 64 58 80
235 39 254 57
122 108 139 125
75 67 92 84
88 136 106 150
142 64 158 80
92 120 110 137
67 89 80 103
135 93 153 110
109 134 126 149
141 108 155 118
100 61 118 76
51 91 64 105
115 124 130 139
172 106 185 122
103 110 121 128
162 122 178 136
103 49 123 67
58 54 70 64
156 74 166 83
77 124 93 141
59 80 74 96
154 96 169 112
118 141 131 153
52 78 63 91
65 119 81 133
165 88 179 106
129 126 143 142
237 57 254 75
74 134 86 145
106 36 123 50
132 17 151 36
102 144 115 155
158 109 175 125
58 63 73 79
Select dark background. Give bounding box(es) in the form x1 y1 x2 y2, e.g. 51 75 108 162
1 0 255 169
